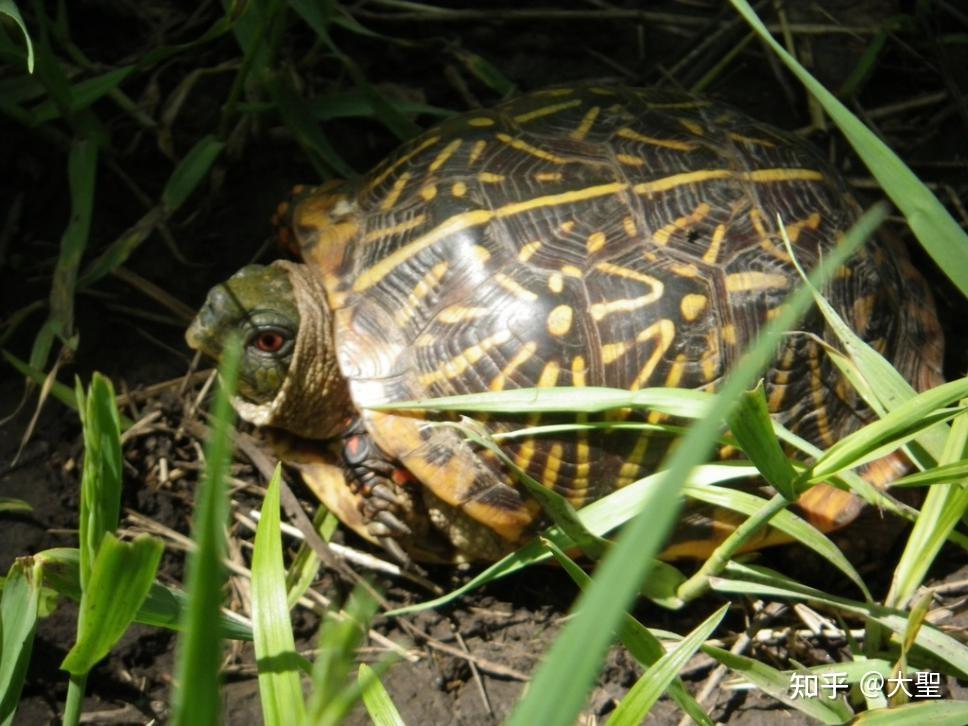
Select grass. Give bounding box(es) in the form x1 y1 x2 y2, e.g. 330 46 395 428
1 0 966 724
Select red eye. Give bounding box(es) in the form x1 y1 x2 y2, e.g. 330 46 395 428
254 331 285 352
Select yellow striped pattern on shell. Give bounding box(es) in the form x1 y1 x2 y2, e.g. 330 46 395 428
289 85 943 550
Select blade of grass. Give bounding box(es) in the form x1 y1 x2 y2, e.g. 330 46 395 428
702 644 853 724
806 381 968 483
0 499 31 513
851 700 968 725
781 219 949 462
38 548 253 641
387 463 760 617
46 138 97 363
306 586 381 725
252 465 307 724
377 385 711 417
448 419 608 559
358 663 405 726
75 373 122 587
64 371 127 724
307 92 452 123
888 459 968 487
729 0 968 298
171 336 240 726
837 21 900 98
264 74 355 179
288 0 422 141
682 482 871 600
886 407 968 608
711 563 968 679
676 493 789 602
727 383 798 499
453 49 516 95
545 540 710 724
0 0 32 71
507 204 888 726
60 533 164 675
30 67 134 124
78 207 165 289
161 135 225 214
608 604 728 726
0 559 41 726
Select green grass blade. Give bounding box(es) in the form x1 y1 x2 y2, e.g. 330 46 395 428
387 464 758 617
76 372 123 588
377 385 711 417
37 548 253 641
0 0 34 72
808 380 968 482
454 49 516 95
162 135 225 214
137 582 253 641
683 482 871 600
135 16 233 69
727 383 798 499
702 644 852 724
607 604 727 726
307 92 452 123
358 663 405 726
886 409 968 608
171 337 240 726
729 0 968 298
307 586 381 725
0 499 31 513
47 138 97 358
60 533 164 675
507 204 887 726
264 74 356 179
30 67 134 124
837 26 890 98
77 207 164 289
544 540 710 724
782 224 950 462
852 701 968 725
252 466 307 724
287 0 421 142
711 563 968 679
286 509 339 609
0 559 40 726
450 419 608 558
888 459 968 487
26 319 58 375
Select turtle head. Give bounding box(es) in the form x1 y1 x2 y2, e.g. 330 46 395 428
187 264 299 405
187 261 352 440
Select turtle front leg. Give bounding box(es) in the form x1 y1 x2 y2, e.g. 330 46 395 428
340 420 419 564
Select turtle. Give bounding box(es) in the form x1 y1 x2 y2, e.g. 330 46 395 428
186 85 944 564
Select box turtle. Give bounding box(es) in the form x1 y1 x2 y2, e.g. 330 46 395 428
186 85 943 564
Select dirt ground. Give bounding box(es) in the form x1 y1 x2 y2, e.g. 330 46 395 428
2 1 967 724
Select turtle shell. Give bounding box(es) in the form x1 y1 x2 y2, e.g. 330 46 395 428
287 85 943 559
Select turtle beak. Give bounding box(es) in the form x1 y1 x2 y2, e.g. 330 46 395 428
184 315 210 356
185 285 233 360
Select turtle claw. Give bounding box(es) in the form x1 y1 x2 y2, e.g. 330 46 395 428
378 536 412 567
374 509 412 537
342 422 417 558
370 483 399 503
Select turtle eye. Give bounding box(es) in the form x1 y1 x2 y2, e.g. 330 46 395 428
249 328 289 354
